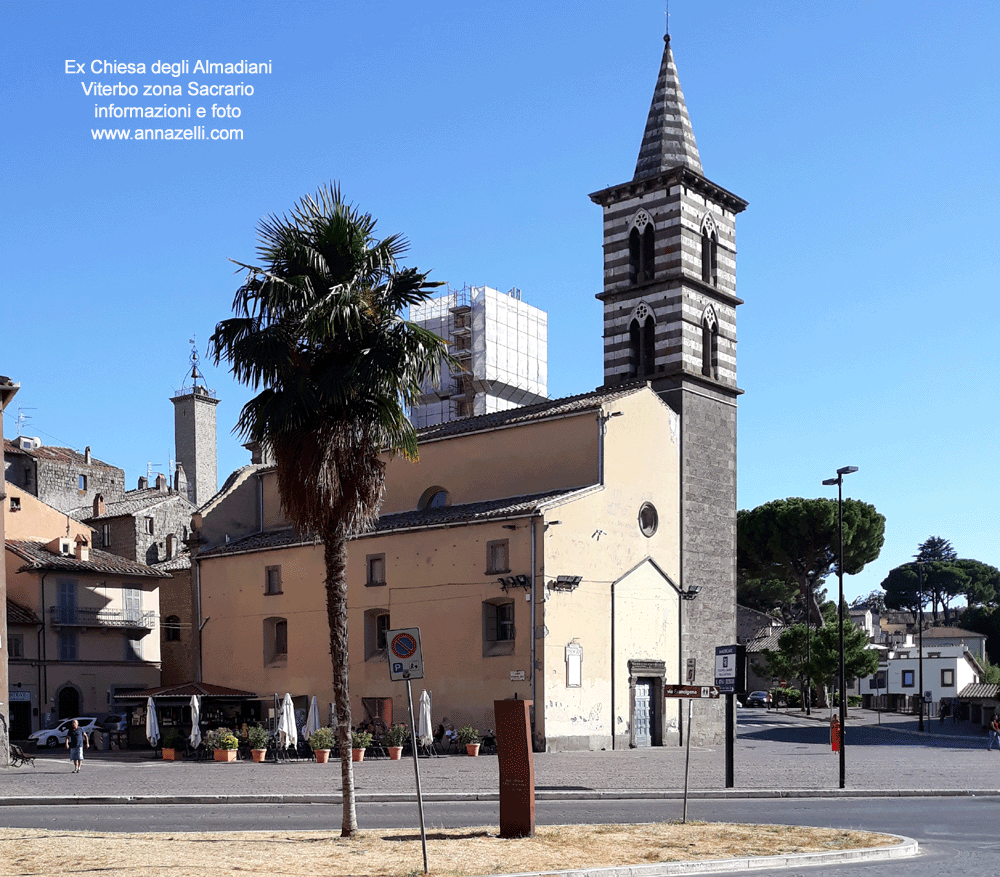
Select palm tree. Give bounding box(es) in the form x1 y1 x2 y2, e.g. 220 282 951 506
211 184 452 837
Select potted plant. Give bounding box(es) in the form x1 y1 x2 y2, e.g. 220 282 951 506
351 729 373 762
384 724 409 760
308 727 336 763
457 725 480 756
247 724 269 762
205 727 239 762
162 728 184 761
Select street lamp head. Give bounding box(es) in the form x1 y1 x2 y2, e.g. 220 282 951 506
837 466 859 476
681 585 701 601
822 478 838 486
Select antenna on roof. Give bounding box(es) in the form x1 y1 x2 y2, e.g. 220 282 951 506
665 0 670 41
146 462 162 482
15 407 35 436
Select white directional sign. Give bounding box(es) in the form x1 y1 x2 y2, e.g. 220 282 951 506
387 627 425 681
714 644 745 694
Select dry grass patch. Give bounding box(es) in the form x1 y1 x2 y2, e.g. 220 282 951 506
0 822 898 876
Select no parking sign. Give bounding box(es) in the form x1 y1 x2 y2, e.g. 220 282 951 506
387 627 425 681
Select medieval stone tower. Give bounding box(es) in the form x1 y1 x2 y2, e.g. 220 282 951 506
590 34 747 744
171 345 219 508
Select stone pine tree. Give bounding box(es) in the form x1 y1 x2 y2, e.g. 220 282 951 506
738 498 886 627
211 184 453 837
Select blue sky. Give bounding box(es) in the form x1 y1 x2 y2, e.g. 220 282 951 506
3 1 997 603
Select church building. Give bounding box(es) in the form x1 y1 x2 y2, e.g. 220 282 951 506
191 29 746 750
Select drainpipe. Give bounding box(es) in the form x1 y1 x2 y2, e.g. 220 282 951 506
611 576 616 750
530 512 539 743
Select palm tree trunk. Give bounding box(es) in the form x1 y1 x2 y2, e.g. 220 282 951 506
324 526 357 837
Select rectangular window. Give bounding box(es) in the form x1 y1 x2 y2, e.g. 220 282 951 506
366 554 386 587
376 614 390 652
123 587 141 623
8 634 24 658
101 523 111 548
902 669 915 688
941 669 955 687
265 565 282 595
483 599 516 657
9 497 20 512
263 617 288 665
275 619 288 657
58 630 78 661
78 474 87 490
56 580 76 625
144 517 154 535
486 540 510 574
364 609 389 660
126 633 142 661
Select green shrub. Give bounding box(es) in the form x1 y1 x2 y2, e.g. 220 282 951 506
384 724 409 747
351 730 373 750
456 725 479 745
309 727 336 751
247 724 269 749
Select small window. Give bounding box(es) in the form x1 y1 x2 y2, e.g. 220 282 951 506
164 615 181 642
263 617 288 665
927 652 941 658
8 634 24 658
941 669 955 687
366 554 386 587
78 474 87 490
144 517 154 535
418 486 450 510
638 502 658 537
486 540 510 574
58 630 78 661
102 524 111 548
265 565 283 595
9 497 20 512
126 633 143 661
902 669 915 688
482 598 516 657
365 609 390 660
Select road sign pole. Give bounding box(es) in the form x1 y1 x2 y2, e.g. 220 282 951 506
725 693 734 788
682 698 693 824
405 678 428 874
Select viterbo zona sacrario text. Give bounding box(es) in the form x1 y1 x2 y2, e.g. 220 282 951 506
81 81 255 97
64 59 272 76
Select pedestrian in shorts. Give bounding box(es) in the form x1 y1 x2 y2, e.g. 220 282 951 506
66 719 89 773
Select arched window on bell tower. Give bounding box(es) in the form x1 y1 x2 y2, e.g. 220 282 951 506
701 306 719 379
628 301 656 377
700 214 718 286
628 210 655 285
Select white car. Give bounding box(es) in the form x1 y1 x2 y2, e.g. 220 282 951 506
28 717 100 748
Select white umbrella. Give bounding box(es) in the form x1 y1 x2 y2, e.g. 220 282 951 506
277 692 297 750
303 696 320 741
417 689 432 745
145 697 160 747
189 695 202 749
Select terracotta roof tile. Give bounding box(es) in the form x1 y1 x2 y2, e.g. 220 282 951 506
7 540 170 578
6 597 40 625
959 683 1000 700
119 681 258 699
3 439 119 470
70 488 195 521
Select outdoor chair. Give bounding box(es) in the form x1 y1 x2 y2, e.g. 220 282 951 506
10 743 35 767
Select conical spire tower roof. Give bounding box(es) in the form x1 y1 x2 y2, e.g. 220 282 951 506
634 36 703 180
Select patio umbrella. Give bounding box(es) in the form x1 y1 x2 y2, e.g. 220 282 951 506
189 695 202 749
277 692 297 750
145 697 160 747
303 696 320 741
417 689 432 745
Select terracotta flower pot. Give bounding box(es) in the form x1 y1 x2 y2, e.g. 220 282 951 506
352 748 365 762
162 748 178 761
214 749 237 762
314 748 330 763
465 743 481 757
387 746 403 760
251 749 267 763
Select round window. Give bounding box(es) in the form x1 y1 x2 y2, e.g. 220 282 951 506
638 502 658 537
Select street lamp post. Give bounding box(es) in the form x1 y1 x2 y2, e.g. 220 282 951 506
823 465 858 791
916 559 925 732
805 584 812 717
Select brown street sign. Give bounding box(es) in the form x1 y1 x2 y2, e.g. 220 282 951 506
664 684 719 699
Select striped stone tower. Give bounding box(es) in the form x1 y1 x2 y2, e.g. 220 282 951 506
590 33 748 745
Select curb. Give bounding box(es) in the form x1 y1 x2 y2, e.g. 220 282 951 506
2 789 999 806
488 836 918 877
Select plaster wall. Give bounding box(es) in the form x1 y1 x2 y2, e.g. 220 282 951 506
4 484 92 542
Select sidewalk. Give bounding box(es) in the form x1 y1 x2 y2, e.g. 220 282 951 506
4 709 1000 805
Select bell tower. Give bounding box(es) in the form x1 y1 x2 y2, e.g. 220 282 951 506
590 33 747 744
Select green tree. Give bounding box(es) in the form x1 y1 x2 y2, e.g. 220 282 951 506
211 184 453 837
851 590 886 613
738 498 886 627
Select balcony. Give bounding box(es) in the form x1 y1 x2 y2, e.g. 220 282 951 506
49 606 156 633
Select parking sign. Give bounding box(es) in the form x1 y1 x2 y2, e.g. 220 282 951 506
387 627 425 681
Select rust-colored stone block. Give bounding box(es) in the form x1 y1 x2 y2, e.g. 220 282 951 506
494 699 534 838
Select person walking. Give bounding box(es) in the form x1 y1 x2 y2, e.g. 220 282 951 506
988 716 1000 751
66 719 89 773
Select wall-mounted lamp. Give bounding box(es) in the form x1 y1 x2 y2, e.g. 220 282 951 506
498 575 531 593
549 575 583 593
680 585 701 601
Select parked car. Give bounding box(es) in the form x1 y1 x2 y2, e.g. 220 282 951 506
745 691 771 708
28 717 100 748
99 714 128 732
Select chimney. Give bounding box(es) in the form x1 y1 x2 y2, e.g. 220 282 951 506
137 476 148 490
93 493 105 517
174 463 187 496
74 534 90 562
156 473 168 492
166 533 176 559
84 446 91 465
